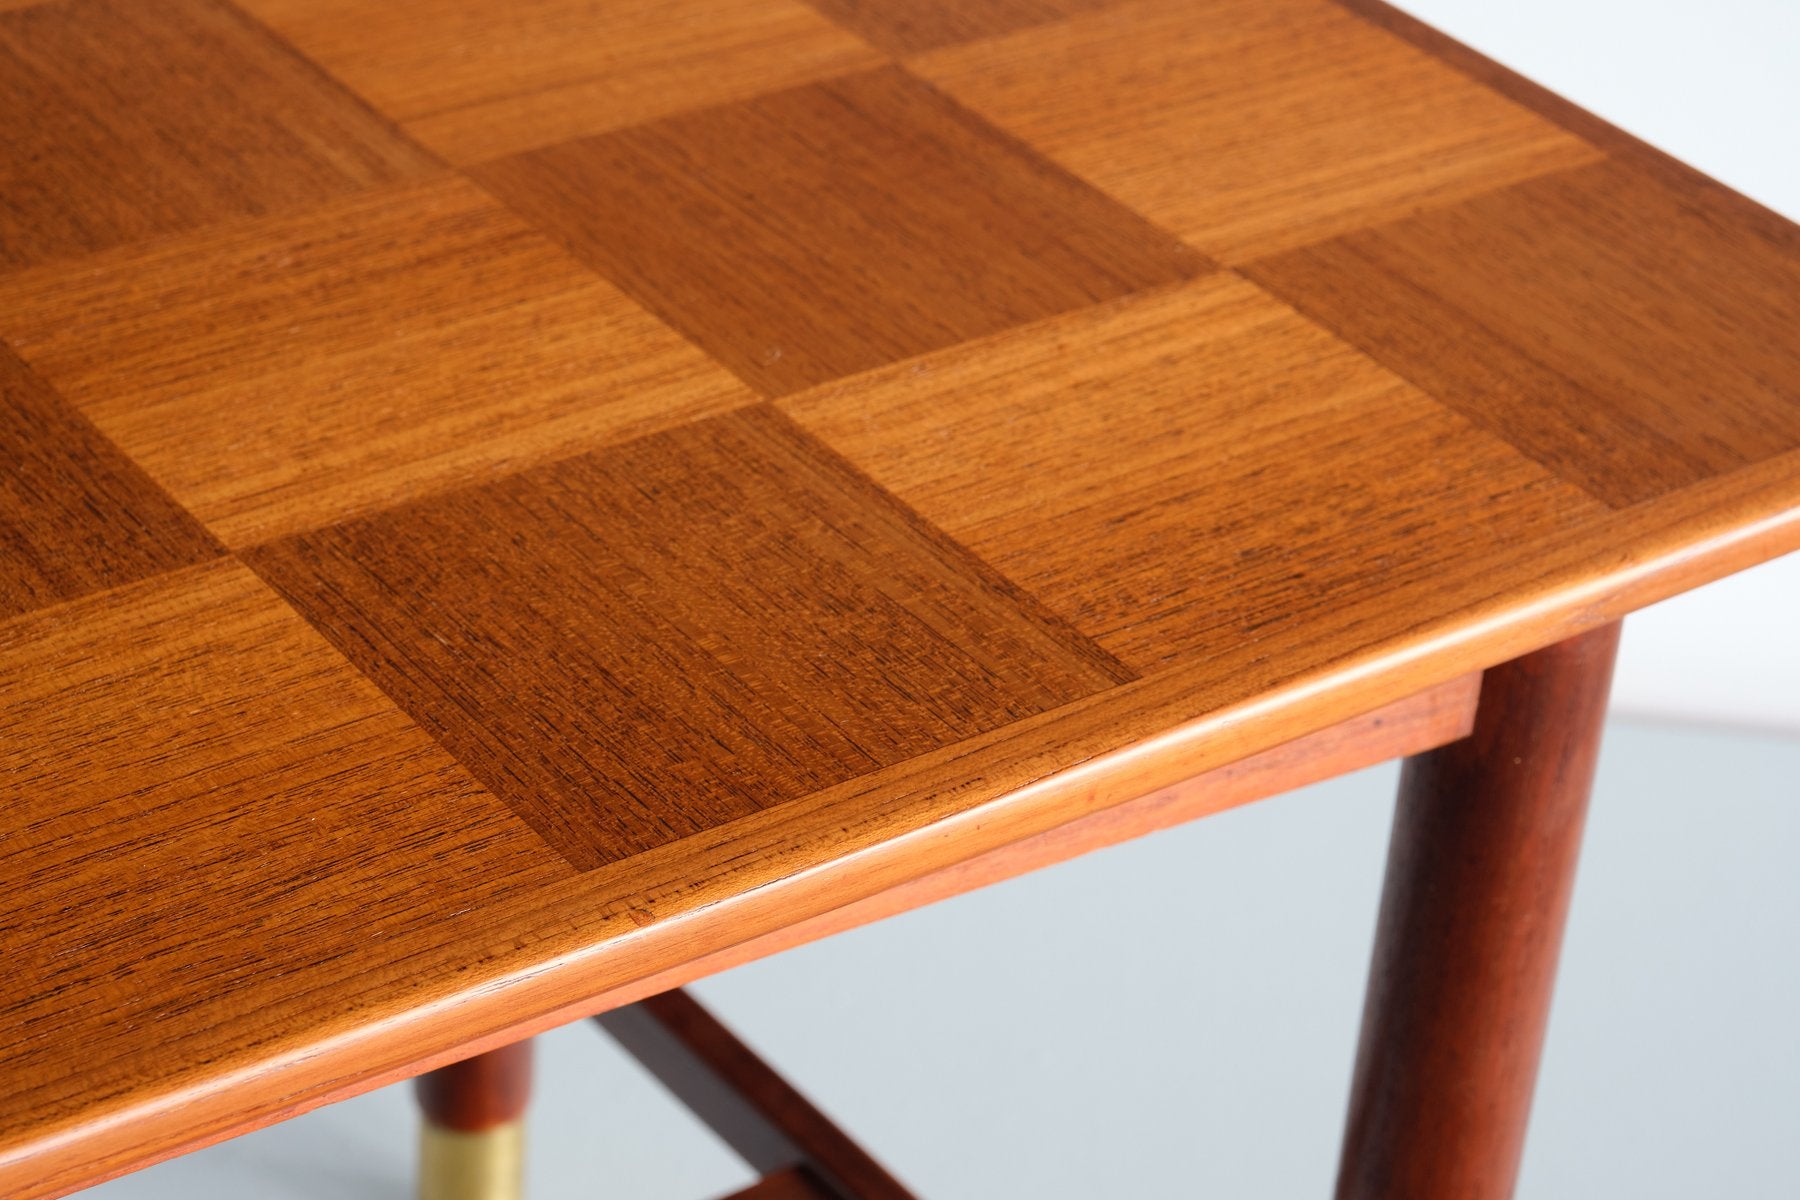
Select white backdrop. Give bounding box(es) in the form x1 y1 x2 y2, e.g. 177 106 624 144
1388 0 1800 730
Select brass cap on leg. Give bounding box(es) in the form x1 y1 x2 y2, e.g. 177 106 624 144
419 1119 524 1200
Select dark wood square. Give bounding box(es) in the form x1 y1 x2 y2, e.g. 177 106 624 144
1 342 220 621
0 0 436 271
1247 159 1800 506
248 406 1132 868
474 66 1207 396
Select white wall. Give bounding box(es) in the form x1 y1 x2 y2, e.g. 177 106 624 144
1389 0 1800 732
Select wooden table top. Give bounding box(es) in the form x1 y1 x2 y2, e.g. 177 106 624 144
3 0 1798 1193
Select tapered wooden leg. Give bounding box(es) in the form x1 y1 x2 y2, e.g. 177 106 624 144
415 1039 533 1200
1336 622 1620 1200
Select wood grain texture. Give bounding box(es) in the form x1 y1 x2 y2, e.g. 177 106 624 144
0 177 756 547
785 275 1606 672
249 406 1131 868
1338 624 1619 1200
912 0 1600 263
0 342 220 620
0 0 435 271
0 560 566 1190
799 0 1111 54
473 66 1207 395
598 989 917 1199
239 0 883 164
1245 158 1800 507
3 0 1800 1195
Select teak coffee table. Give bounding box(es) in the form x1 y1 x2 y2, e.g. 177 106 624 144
2 0 1796 1197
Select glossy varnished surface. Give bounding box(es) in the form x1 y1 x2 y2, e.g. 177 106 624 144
3 0 1799 1194
249 406 1129 867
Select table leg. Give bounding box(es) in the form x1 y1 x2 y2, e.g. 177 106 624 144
1336 622 1621 1200
415 1039 533 1200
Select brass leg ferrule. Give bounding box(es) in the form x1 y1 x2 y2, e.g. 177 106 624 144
419 1118 524 1200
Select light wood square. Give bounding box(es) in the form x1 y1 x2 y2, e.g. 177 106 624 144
0 177 756 546
914 0 1601 262
239 0 884 163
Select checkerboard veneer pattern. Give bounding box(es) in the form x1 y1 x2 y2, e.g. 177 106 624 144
5 0 1800 860
5 0 1800 863
4 1 1800 1187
